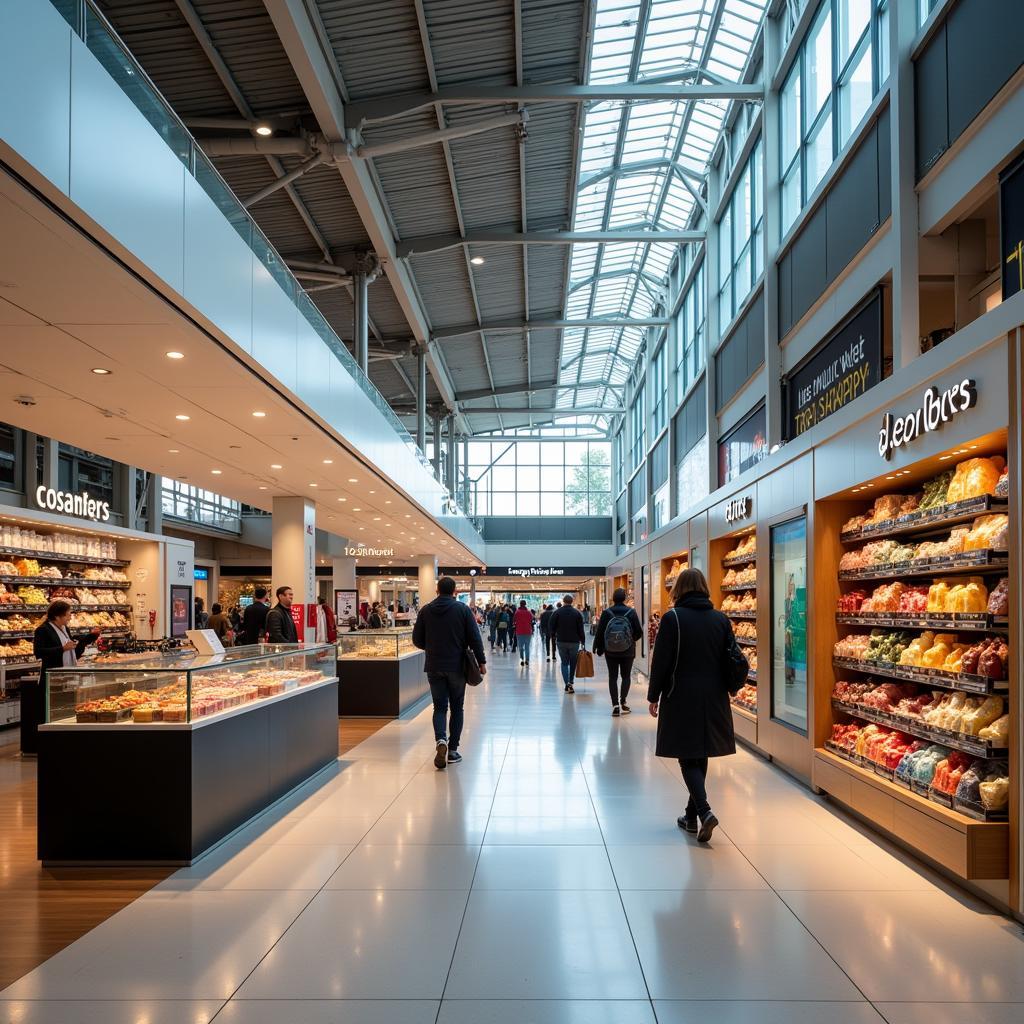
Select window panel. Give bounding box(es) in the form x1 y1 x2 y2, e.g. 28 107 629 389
838 0 871 66
805 6 833 121
805 110 833 195
838 35 873 145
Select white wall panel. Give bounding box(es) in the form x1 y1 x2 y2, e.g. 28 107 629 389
69 37 184 292
0 1 71 192
251 258 298 392
183 176 252 352
294 317 333 419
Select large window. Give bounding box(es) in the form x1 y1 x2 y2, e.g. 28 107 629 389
650 342 668 437
718 138 764 325
466 441 611 517
780 0 888 234
58 445 116 510
675 260 706 403
629 390 646 470
0 423 18 490
162 481 242 532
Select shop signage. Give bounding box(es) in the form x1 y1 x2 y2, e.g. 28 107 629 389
484 566 607 578
33 486 110 522
193 568 209 580
1000 152 1024 300
878 378 978 461
344 546 394 557
718 404 767 486
785 290 882 439
725 496 752 524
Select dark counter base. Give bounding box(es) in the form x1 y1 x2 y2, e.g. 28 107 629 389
37 680 339 864
337 653 428 717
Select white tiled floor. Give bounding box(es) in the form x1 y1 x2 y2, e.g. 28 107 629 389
3 652 1023 1023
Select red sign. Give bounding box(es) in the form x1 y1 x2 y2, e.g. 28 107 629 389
290 603 305 641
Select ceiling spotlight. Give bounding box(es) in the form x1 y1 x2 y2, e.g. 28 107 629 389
323 459 333 464
91 367 112 375
271 463 283 469
211 469 222 475
168 449 180 454
373 517 381 521
166 351 185 360
175 414 190 421
352 507 362 512
258 485 268 490
337 497 346 502
309 483 318 487
470 256 485 266
385 500 392 504
254 122 273 137
348 478 358 483
252 411 267 418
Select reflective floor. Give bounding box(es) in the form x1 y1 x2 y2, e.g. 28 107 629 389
2 653 1023 1022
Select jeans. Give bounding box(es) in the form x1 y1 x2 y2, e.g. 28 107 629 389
678 757 710 818
517 633 532 662
488 624 496 647
605 655 634 706
556 641 580 685
428 672 467 751
511 632 518 651
541 631 555 658
496 628 508 651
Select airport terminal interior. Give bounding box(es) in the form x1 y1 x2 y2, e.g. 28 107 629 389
1 0 1023 1020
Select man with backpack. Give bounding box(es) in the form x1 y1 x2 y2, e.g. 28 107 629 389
539 604 554 661
495 604 511 652
593 588 643 716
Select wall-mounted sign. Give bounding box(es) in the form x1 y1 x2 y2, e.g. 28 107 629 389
718 404 767 486
194 567 209 581
33 486 111 522
785 290 883 439
484 566 607 578
725 496 752 524
1000 152 1024 300
878 378 978 460
345 546 395 558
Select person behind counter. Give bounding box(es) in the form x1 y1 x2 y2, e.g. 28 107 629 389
207 603 233 644
266 586 298 643
33 600 101 670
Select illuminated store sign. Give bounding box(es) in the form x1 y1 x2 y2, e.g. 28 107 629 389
878 378 978 460
483 566 607 578
344 546 394 557
34 486 111 522
725 496 752 524
786 290 882 440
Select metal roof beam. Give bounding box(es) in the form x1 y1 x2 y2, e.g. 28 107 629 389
264 0 458 417
356 109 527 159
460 406 624 416
346 83 765 128
432 317 669 340
398 229 703 257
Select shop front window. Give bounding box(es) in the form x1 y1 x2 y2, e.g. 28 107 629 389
771 516 808 733
0 423 18 490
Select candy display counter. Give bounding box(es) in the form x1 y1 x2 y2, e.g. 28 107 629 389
37 644 338 863
336 628 427 717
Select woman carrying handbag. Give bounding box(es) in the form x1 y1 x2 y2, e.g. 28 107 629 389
647 568 748 843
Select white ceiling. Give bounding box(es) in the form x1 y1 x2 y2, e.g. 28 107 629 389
0 172 474 566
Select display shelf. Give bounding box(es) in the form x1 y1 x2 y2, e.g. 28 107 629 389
722 553 758 568
813 747 1008 878
833 656 1008 694
0 656 37 667
724 610 757 620
747 670 757 683
735 636 757 648
838 551 1008 581
840 496 1008 544
0 604 131 614
721 583 756 593
836 612 1004 632
0 575 130 589
0 627 130 641
830 699 1009 758
731 701 757 721
0 545 129 567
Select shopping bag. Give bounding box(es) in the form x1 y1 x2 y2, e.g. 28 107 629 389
575 648 595 678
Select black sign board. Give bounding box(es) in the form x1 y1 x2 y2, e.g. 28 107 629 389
1000 152 1024 301
785 289 883 440
718 404 767 486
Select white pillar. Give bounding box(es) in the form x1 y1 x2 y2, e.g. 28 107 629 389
417 554 437 608
272 495 316 640
367 578 381 604
332 555 356 591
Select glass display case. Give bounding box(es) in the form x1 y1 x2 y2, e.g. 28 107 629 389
45 643 335 726
337 628 416 661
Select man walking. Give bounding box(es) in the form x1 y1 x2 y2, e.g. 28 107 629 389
237 587 270 645
513 600 534 667
539 604 554 661
548 594 586 694
593 588 643 716
265 586 298 643
412 576 486 769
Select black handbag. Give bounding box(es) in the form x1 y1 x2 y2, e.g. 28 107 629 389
464 648 483 686
724 638 749 695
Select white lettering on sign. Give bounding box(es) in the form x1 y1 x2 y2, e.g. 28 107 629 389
724 496 752 524
878 379 977 461
506 567 567 577
34 486 111 522
345 546 395 557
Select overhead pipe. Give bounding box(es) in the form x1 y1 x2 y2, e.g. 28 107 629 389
354 109 528 160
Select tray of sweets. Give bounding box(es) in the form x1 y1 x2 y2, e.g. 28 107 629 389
721 554 757 567
840 495 1008 543
838 552 1008 581
928 788 955 810
735 636 757 648
910 779 932 798
954 797 1009 822
721 583 756 593
872 762 896 782
724 611 757 621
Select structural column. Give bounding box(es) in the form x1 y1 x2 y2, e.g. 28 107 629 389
271 495 316 639
445 414 457 494
416 351 427 453
353 269 369 375
431 410 442 479
417 554 437 609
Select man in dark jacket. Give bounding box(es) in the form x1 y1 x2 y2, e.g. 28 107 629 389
413 576 486 769
538 604 555 662
238 587 270 646
548 595 586 693
593 588 643 716
265 586 298 643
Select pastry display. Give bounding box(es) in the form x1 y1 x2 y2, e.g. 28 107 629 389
946 456 1005 503
0 638 33 659
724 535 756 561
963 514 1008 551
337 629 417 660
721 592 756 614
987 578 1009 616
722 565 756 588
733 620 757 641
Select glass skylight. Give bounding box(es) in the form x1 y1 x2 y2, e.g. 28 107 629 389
561 0 767 419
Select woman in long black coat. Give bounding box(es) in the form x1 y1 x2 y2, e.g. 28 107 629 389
647 568 747 843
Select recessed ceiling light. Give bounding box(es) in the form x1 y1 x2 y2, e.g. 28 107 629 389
405 514 411 518
252 411 267 418
323 459 333 464
258 485 268 490
337 497 346 502
470 256 485 266
385 500 392 504
254 122 273 137
175 414 190 421
90 367 112 375
309 483 318 487
271 464 282 469
348 478 358 483
211 469 222 475
373 517 381 521
168 449 179 454
166 351 185 360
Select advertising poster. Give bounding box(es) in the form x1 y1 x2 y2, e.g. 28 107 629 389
785 290 882 439
169 585 191 638
718 404 768 486
335 589 358 631
290 603 305 641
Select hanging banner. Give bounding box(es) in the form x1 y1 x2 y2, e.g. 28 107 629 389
785 290 883 440
1000 152 1024 300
